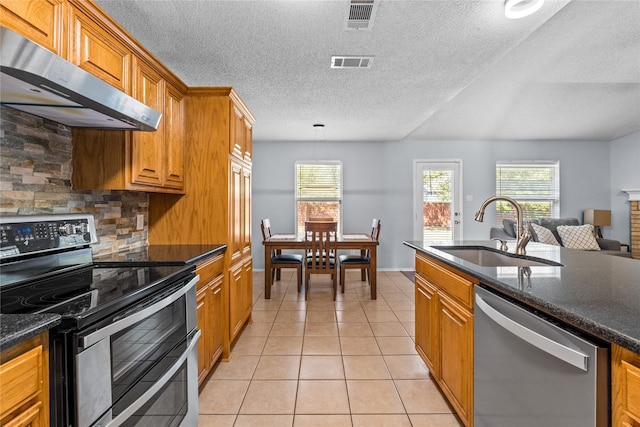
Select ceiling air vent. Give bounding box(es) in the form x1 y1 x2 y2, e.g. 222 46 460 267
331 56 374 69
345 0 379 30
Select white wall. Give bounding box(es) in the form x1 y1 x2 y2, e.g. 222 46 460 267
610 131 640 244
253 138 613 270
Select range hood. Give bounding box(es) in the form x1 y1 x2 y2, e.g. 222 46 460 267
0 27 161 131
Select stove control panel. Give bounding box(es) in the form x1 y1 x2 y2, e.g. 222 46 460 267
0 214 98 260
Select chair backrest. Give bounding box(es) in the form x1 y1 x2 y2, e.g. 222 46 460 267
304 221 338 274
371 218 381 241
261 218 273 241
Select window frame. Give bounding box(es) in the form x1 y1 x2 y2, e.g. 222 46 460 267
495 160 560 225
295 160 343 236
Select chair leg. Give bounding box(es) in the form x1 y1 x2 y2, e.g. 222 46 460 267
305 273 310 301
297 266 302 292
341 266 346 293
332 272 337 301
271 268 276 286
361 268 366 281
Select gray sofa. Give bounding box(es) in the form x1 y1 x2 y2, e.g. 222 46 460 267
490 217 632 257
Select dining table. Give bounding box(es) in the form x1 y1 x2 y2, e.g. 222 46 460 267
262 233 380 299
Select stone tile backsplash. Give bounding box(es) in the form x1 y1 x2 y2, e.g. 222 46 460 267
0 107 148 256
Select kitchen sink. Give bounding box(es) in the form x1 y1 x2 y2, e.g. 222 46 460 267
432 246 563 267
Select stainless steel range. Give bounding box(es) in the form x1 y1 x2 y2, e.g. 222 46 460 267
0 214 200 427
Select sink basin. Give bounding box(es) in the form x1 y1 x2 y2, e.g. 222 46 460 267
432 247 563 267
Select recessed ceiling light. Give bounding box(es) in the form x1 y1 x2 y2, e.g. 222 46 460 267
505 0 544 19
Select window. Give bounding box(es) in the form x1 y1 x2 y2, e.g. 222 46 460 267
495 161 560 225
295 161 342 235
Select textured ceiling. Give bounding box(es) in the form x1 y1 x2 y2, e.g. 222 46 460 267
95 0 640 142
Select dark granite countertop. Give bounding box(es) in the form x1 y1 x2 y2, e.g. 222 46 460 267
403 240 640 354
0 314 60 351
93 244 227 265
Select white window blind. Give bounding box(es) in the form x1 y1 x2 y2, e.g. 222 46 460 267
295 161 342 235
495 161 560 224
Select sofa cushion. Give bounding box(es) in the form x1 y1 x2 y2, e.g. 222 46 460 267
538 218 580 244
557 224 601 250
530 223 561 246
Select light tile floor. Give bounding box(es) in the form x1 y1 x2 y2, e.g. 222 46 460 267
198 270 463 427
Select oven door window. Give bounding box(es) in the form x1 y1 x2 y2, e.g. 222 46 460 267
111 300 188 400
120 361 188 427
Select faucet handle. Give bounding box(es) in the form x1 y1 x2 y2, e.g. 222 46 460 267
491 237 508 251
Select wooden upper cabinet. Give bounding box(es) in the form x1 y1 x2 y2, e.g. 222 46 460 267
164 84 185 189
69 6 130 93
0 0 65 56
229 97 253 161
130 58 165 187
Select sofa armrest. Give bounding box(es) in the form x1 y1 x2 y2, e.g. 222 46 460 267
490 227 513 240
597 238 621 251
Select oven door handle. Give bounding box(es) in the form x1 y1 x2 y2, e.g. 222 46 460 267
79 275 199 349
96 328 200 427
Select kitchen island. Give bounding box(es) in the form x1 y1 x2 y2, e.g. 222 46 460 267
404 240 640 427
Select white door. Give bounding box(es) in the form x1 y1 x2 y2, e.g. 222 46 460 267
413 161 462 241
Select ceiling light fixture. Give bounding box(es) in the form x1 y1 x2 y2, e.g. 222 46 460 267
504 0 544 19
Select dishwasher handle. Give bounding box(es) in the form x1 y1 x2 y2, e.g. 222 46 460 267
475 292 589 371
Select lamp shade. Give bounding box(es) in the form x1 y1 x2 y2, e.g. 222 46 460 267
583 209 611 227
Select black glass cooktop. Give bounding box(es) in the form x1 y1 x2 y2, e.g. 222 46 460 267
0 263 194 327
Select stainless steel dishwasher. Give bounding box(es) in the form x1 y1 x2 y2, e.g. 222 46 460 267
474 286 608 427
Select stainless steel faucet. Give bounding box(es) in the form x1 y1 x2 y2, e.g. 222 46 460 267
475 196 532 255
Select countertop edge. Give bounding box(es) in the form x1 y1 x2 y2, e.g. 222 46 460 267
0 314 61 352
404 240 640 354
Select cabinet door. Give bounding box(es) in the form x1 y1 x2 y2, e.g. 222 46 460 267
130 58 164 187
209 276 224 365
439 292 473 426
229 160 243 264
242 165 252 258
230 105 245 158
163 83 185 189
415 274 439 379
242 258 253 321
228 262 244 342
243 118 253 161
612 344 640 427
70 8 130 92
196 285 209 386
0 0 64 55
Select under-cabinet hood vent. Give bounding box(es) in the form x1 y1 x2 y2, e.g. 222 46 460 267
345 0 379 30
330 56 374 69
0 27 161 131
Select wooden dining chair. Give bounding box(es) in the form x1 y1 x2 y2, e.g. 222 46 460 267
339 218 381 294
261 219 303 292
304 221 338 300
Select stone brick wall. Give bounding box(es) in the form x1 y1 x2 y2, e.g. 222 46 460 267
0 107 148 256
631 201 639 259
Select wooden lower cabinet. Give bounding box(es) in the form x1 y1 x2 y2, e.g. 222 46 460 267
195 254 225 387
612 344 640 426
415 253 477 427
229 258 252 344
0 332 49 427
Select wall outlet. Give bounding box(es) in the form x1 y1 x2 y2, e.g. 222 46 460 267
136 214 144 231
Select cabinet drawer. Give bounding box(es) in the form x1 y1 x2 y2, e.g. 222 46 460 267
416 254 476 310
196 253 224 285
0 345 42 415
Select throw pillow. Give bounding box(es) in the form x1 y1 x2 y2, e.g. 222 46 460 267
530 223 560 246
556 224 601 250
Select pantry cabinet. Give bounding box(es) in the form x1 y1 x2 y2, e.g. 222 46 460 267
0 332 49 427
415 253 477 427
149 87 255 359
612 344 640 426
0 0 65 56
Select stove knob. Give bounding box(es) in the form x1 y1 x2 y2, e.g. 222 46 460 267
59 224 73 235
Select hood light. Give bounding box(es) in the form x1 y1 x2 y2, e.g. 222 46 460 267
505 0 544 19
